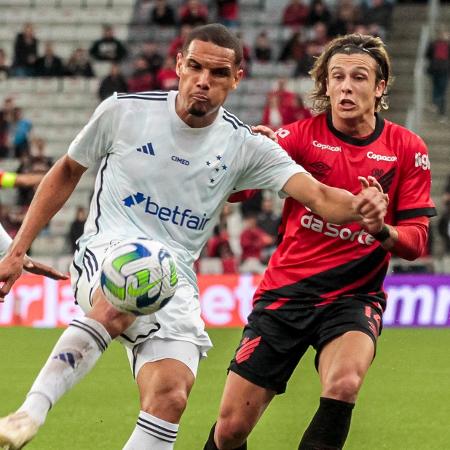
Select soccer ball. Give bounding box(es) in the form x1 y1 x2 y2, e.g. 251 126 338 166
100 238 178 316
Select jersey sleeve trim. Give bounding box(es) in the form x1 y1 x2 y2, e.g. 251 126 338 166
395 207 437 220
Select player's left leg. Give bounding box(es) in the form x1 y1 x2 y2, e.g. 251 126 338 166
298 330 375 450
123 338 200 450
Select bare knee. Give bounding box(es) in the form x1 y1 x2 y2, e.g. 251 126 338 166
322 373 363 403
88 294 135 338
215 411 252 449
141 385 188 421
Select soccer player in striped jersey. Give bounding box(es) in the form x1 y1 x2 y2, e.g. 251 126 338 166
204 34 436 450
0 26 386 450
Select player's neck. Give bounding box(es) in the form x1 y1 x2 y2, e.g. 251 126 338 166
331 113 377 139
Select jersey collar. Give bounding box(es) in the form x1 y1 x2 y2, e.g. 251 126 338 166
326 111 385 146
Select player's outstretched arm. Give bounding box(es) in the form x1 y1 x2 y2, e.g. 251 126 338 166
0 155 86 300
282 173 387 226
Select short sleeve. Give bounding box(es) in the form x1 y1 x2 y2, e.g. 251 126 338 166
67 94 117 168
233 132 307 193
394 134 436 221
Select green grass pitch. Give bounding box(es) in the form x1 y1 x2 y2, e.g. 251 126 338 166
1 327 449 449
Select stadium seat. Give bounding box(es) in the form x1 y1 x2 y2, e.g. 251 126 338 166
198 258 223 275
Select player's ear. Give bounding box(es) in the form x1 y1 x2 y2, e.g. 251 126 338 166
175 52 183 77
231 68 244 90
375 79 386 99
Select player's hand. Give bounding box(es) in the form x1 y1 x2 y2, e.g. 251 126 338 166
355 176 388 233
251 125 278 142
0 255 25 302
23 255 68 280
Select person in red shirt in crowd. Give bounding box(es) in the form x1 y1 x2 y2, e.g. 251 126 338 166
216 0 239 28
156 56 179 91
262 90 311 129
282 0 309 28
292 93 312 121
127 56 154 92
204 33 435 450
239 214 273 263
168 24 193 58
179 0 209 26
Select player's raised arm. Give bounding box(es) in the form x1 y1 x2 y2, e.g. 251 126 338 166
282 172 387 227
0 154 86 300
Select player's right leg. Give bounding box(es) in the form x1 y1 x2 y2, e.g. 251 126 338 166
123 339 200 450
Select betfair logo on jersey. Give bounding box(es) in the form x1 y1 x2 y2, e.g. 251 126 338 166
301 214 375 245
414 152 430 171
122 192 210 231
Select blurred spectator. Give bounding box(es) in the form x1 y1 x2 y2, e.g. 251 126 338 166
257 197 280 240
68 206 88 253
65 48 95 77
438 200 450 254
10 107 32 158
12 23 38 77
140 41 164 76
240 214 273 273
179 0 209 26
168 24 193 58
426 29 449 121
89 25 128 63
150 0 177 26
257 197 281 263
156 56 179 91
262 95 288 129
98 63 128 101
127 56 154 93
279 30 305 62
282 0 309 27
0 49 10 80
293 41 321 77
254 31 273 62
216 0 239 28
0 97 15 157
34 42 64 77
240 189 263 218
292 94 312 121
329 0 360 37
310 22 330 51
307 0 332 27
16 139 53 207
443 175 450 206
362 0 392 38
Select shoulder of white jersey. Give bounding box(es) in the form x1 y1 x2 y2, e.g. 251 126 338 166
115 91 169 102
222 109 256 136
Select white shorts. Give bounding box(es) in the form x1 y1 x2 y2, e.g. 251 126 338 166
69 240 212 375
126 337 201 379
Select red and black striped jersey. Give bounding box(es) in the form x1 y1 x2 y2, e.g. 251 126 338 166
254 112 436 308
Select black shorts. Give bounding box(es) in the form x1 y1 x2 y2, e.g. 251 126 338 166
228 296 383 394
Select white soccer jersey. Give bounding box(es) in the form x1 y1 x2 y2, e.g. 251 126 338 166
68 90 306 288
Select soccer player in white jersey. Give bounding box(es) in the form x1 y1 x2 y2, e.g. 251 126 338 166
0 24 387 450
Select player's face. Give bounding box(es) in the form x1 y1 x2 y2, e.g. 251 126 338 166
326 53 385 126
176 40 243 127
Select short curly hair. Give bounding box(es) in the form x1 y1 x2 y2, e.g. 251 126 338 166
309 34 393 113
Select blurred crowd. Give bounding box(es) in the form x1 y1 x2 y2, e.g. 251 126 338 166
1 0 449 272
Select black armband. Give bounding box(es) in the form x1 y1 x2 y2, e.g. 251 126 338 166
371 224 390 242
